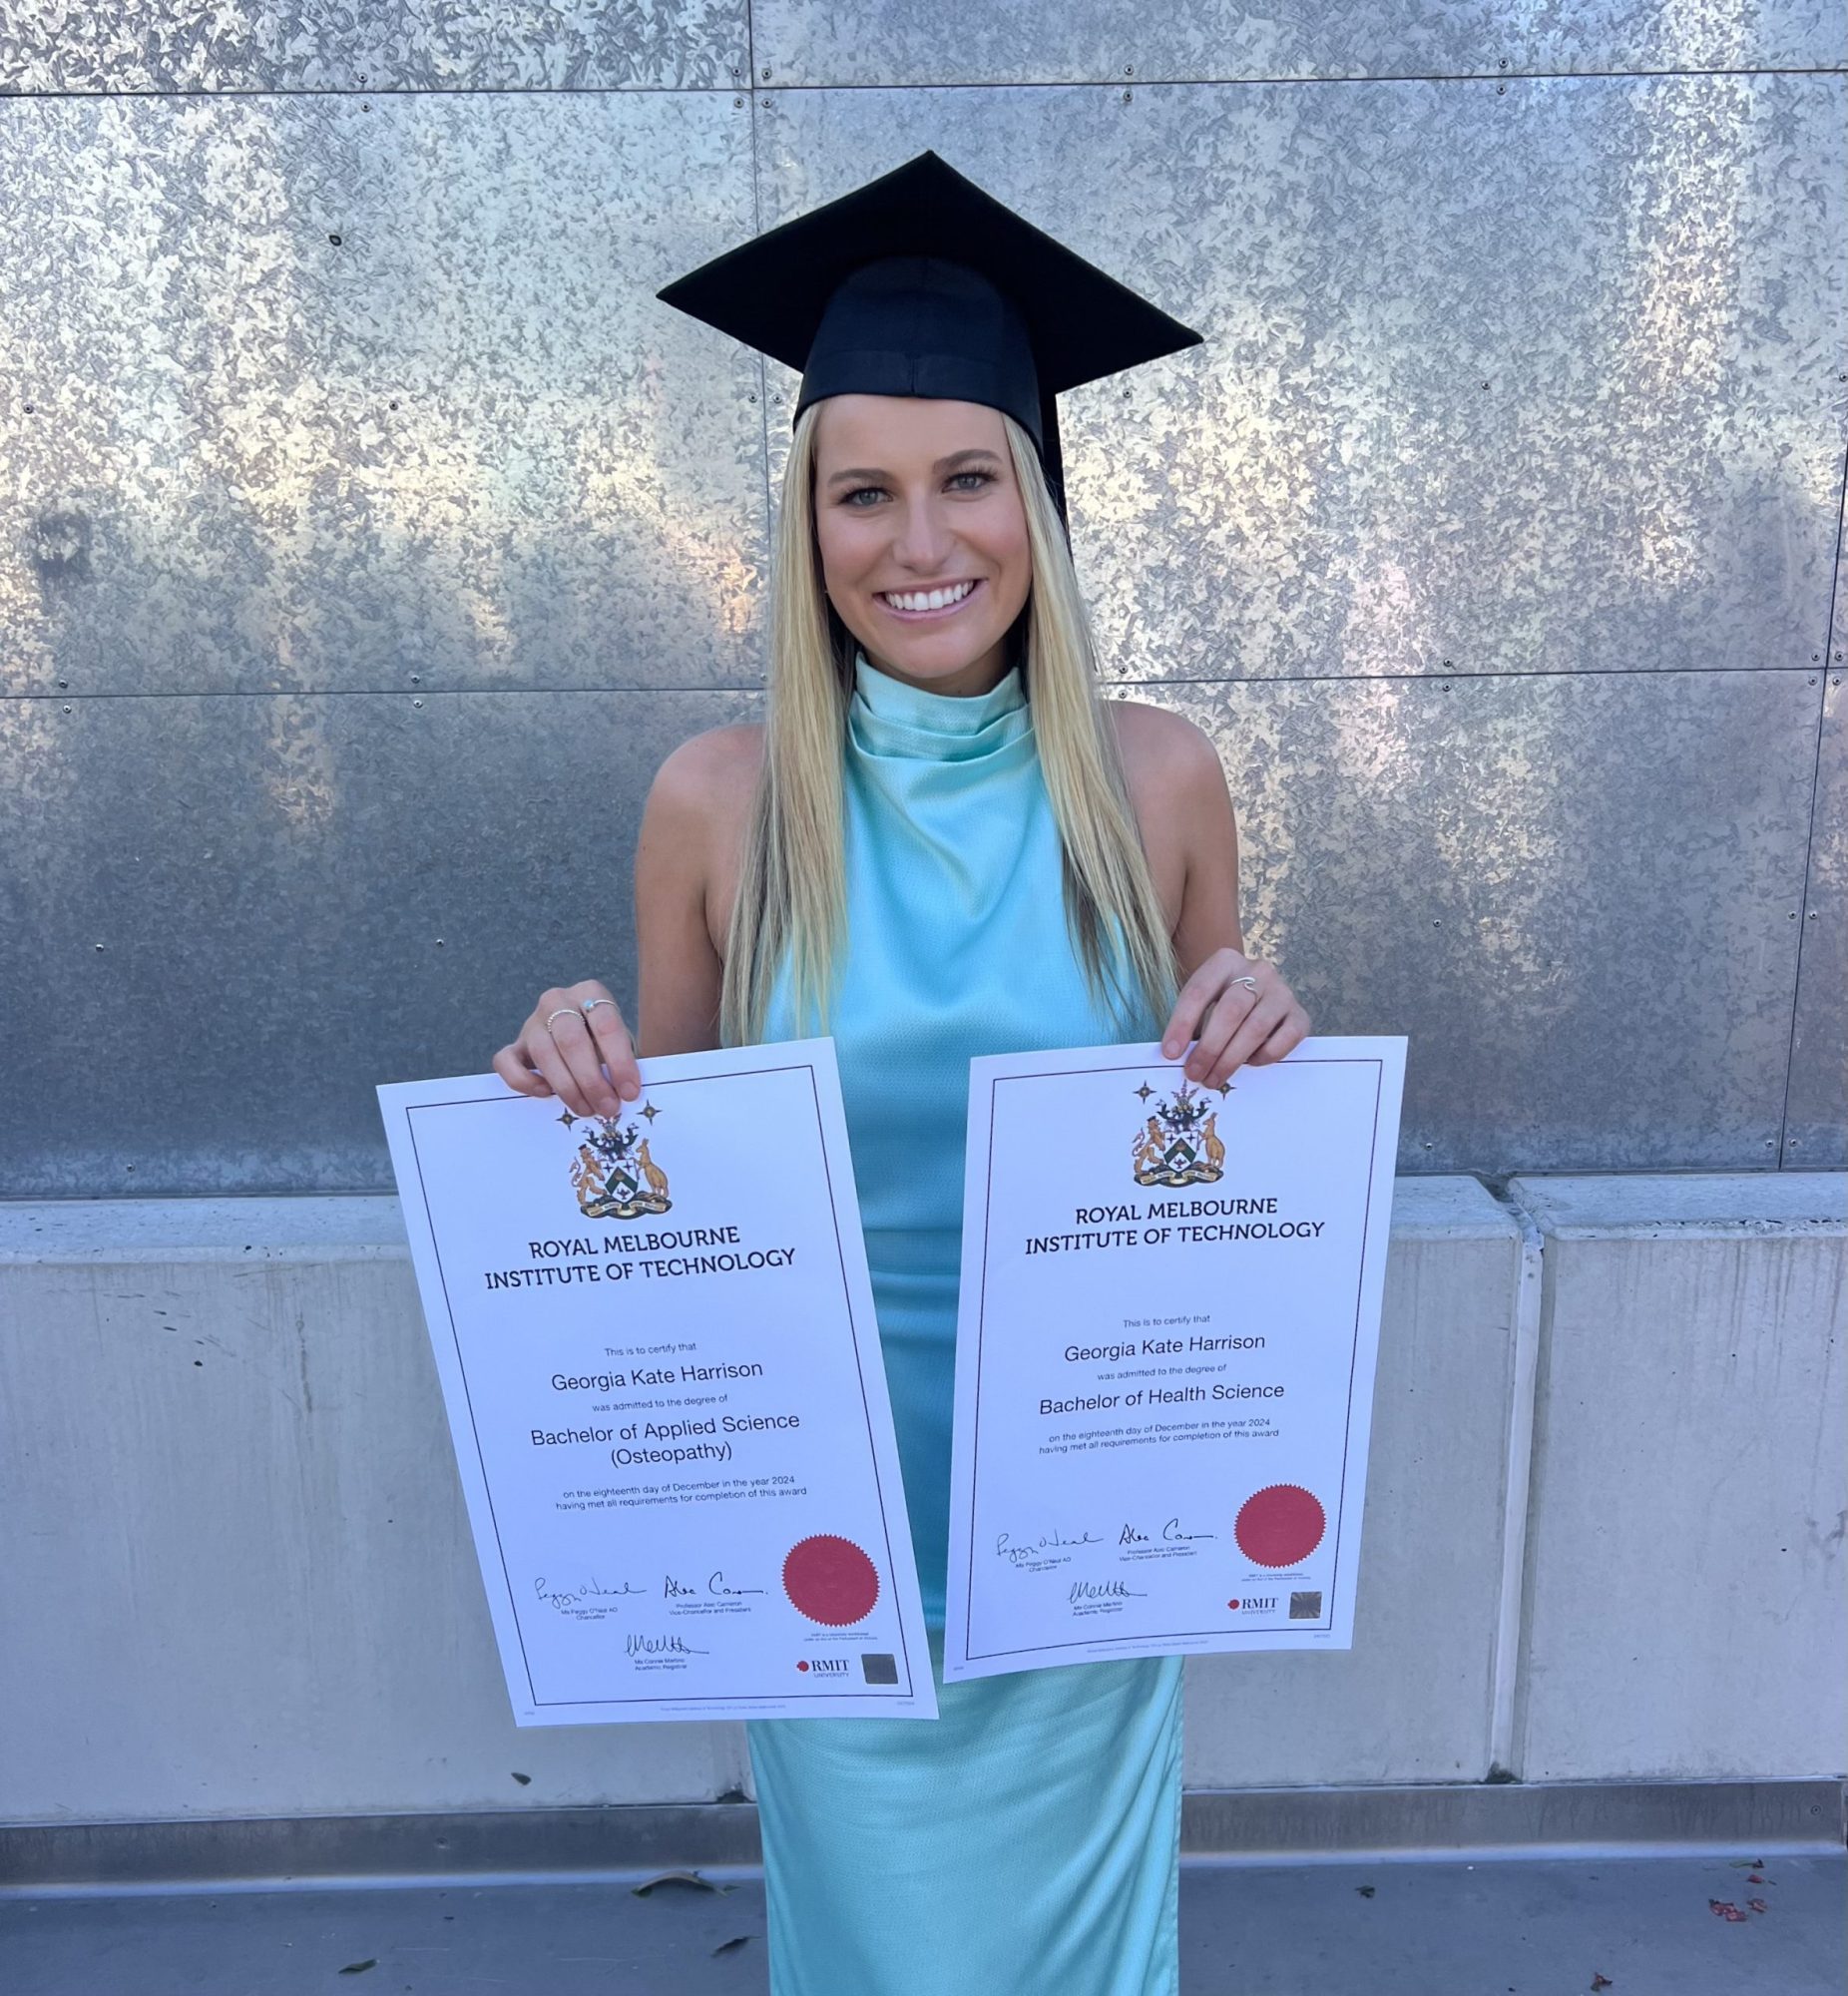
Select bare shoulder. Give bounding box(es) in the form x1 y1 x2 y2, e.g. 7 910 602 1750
1106 698 1224 797
648 721 764 827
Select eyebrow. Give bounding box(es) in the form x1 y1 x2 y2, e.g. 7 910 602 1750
824 447 1003 489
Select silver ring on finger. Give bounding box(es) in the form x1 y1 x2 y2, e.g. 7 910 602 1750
544 1006 581 1033
1230 975 1258 993
581 998 617 1017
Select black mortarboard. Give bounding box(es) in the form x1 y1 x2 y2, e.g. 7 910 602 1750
656 150 1203 527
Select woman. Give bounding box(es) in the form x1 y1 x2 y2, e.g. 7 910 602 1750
493 155 1310 1994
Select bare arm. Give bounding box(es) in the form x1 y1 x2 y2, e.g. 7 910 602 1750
1114 700 1309 1088
634 723 761 1059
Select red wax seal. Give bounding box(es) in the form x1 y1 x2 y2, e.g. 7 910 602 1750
782 1535 880 1626
1234 1484 1325 1568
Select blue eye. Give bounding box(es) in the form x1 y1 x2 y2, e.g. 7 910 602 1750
839 470 995 508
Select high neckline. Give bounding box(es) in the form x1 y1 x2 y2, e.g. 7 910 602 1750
849 649 1030 764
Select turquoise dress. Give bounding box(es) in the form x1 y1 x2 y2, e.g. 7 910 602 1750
744 652 1183 1996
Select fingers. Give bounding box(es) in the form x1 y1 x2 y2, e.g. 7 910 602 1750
491 1042 553 1098
1159 958 1238 1060
1161 953 1311 1087
1186 984 1277 1088
574 980 642 1105
504 985 638 1119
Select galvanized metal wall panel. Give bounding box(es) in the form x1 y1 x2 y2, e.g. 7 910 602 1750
751 0 1848 88
1785 664 1846 1166
0 2 749 93
2 38 1842 1190
0 91 767 699
757 77 1847 687
1143 668 1819 1174
2 689 757 1198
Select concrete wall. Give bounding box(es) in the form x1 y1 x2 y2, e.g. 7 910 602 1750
3 1172 1840 1826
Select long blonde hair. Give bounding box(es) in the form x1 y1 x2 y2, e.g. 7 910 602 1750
719 403 1179 1047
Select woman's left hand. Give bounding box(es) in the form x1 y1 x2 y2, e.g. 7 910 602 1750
1159 948 1310 1088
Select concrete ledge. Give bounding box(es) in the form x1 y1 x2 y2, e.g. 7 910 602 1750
4 1781 1841 1895
2 1176 1842 1824
1506 1173 1847 1782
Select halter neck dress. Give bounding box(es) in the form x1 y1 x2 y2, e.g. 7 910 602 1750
742 652 1184 1996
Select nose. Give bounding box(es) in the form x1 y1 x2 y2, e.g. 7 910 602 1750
890 495 956 573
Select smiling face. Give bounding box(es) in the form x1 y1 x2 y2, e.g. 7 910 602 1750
811 394 1034 698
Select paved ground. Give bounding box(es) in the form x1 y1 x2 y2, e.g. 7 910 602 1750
3 1850 1840 1994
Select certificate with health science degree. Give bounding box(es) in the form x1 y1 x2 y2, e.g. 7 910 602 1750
943 1036 1406 1681
377 1039 937 1723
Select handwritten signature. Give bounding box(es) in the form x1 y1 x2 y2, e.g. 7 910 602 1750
664 1572 768 1599
626 1632 708 1658
1069 1579 1147 1603
534 1574 646 1612
1119 1518 1218 1546
995 1526 1103 1568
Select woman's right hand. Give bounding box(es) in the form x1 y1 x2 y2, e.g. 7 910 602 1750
491 980 641 1118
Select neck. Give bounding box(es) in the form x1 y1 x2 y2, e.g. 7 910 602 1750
859 636 1012 700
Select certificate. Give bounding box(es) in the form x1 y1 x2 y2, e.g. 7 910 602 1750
943 1036 1405 1680
377 1039 936 1723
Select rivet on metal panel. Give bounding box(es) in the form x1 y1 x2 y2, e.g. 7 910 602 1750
760 66 770 80
56 679 67 689
389 400 398 410
437 939 445 947
734 97 743 108
1497 84 1506 94
413 699 424 710
1125 65 1134 76
23 403 33 413
1811 677 1819 685
1122 89 1133 103
94 942 103 951
409 675 421 685
1815 653 1823 662
1499 59 1509 69
1808 911 1818 920
62 704 72 713
1765 1140 1775 1148
329 233 342 247
1788 909 1798 917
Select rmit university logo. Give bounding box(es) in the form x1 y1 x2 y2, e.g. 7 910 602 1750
797 1657 849 1676
1131 1076 1227 1189
560 1098 672 1222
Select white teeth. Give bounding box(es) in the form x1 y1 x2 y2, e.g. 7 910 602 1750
883 580 976 613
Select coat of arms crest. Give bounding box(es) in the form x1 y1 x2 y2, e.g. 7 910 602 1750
568 1106 672 1221
1131 1078 1226 1189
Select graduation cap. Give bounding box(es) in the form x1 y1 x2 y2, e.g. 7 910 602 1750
656 150 1203 527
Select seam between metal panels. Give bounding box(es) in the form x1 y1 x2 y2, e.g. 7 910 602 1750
745 68 1848 94
7 664 1831 705
1477 1176 1547 1780
1775 431 1848 1167
2 69 1843 106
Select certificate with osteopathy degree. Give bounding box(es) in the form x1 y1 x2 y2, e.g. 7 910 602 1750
376 1039 936 1723
943 1036 1405 1681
